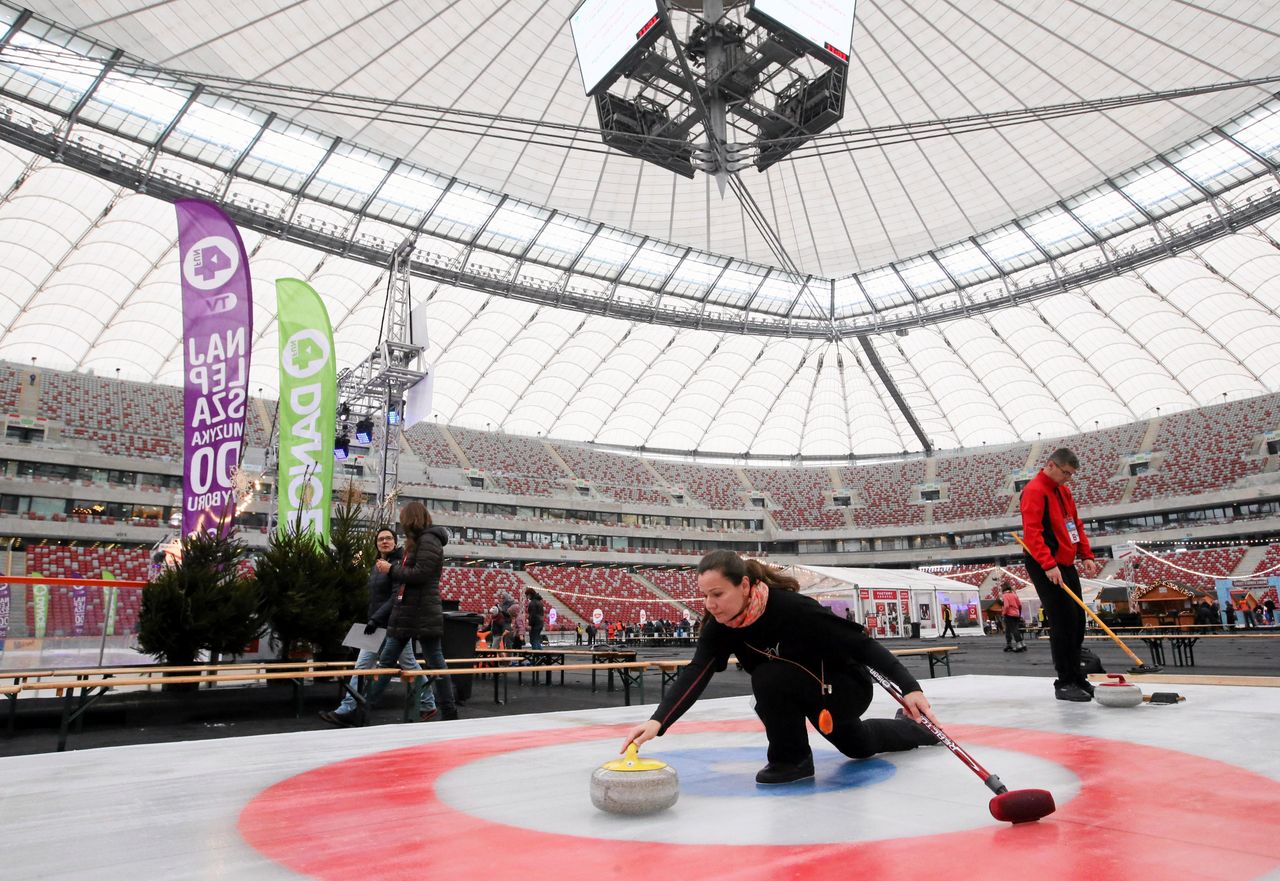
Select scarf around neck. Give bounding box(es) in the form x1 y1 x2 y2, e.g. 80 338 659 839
724 581 769 628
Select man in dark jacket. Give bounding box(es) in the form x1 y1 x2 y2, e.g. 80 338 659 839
525 588 546 650
320 528 437 726
1020 448 1101 702
361 506 458 722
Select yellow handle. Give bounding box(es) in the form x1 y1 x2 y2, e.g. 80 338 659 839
1009 532 1146 669
602 742 669 772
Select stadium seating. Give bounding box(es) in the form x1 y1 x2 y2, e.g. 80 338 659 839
1128 546 1248 591
1044 422 1145 508
403 423 464 469
746 467 844 530
1132 396 1275 501
920 563 994 587
651 460 745 510
842 459 927 528
933 446 1029 523
1 362 24 411
525 565 687 625
22 545 149 636
451 426 568 480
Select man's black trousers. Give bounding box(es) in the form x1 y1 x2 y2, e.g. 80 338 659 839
1025 554 1086 687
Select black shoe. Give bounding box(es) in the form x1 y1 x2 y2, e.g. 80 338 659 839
1014 645 1028 653
1055 684 1092 702
895 708 941 745
419 707 439 723
319 710 358 727
441 707 459 721
1003 646 1013 652
1074 679 1095 696
755 755 815 785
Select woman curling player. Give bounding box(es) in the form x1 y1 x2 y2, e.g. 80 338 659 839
622 551 941 784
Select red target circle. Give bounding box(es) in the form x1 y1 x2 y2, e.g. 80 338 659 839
239 721 1280 881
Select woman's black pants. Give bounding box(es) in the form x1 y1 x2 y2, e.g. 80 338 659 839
750 661 934 764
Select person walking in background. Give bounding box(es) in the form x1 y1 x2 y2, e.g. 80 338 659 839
1020 447 1101 702
487 605 507 649
320 527 437 726
360 502 458 723
939 604 957 638
1001 583 1025 653
525 587 545 650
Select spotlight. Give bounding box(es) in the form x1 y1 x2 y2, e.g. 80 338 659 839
387 401 403 425
334 433 350 461
338 403 350 420
354 418 374 445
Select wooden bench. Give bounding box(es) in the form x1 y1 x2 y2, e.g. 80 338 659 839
1088 632 1280 668
893 646 958 678
14 658 655 751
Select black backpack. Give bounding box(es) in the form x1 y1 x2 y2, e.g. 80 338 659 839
1079 646 1105 675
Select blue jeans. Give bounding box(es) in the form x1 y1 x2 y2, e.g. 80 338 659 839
364 634 455 714
335 639 434 715
529 627 543 650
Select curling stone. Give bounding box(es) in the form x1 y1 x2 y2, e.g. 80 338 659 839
1094 673 1143 708
590 743 679 815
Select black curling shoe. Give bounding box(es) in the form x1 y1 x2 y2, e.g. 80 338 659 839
755 755 815 785
1054 684 1093 702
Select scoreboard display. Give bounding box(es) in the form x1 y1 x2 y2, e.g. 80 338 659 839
570 0 664 96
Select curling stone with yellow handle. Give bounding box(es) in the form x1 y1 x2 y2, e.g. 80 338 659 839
590 743 679 815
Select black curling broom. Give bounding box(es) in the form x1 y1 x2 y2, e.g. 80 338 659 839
866 667 1056 824
1010 531 1161 674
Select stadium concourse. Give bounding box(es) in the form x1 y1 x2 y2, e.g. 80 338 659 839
3 1 1280 879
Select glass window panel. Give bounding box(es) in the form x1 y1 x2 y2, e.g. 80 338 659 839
167 94 265 168
77 70 189 142
790 280 827 318
976 224 1040 268
1222 104 1280 163
307 144 393 208
711 265 767 307
421 182 502 241
620 240 683 287
897 256 951 296
935 241 996 282
0 32 103 111
859 267 911 307
666 251 726 297
1169 134 1259 191
525 214 596 267
575 228 643 278
369 164 450 226
475 200 551 254
833 276 870 314
1117 163 1197 213
239 119 332 190
754 275 810 316
1020 207 1091 251
1065 185 1144 236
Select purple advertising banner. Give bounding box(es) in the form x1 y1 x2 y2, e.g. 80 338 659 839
71 585 87 637
0 584 9 642
176 199 253 537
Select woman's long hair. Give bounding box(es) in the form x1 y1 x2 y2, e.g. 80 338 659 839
398 501 432 559
696 550 799 592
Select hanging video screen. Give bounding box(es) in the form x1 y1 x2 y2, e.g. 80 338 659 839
570 0 665 96
749 0 857 65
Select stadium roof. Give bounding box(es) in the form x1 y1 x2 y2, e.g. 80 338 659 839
0 1 1279 458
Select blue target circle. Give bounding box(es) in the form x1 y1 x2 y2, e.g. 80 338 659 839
647 747 896 797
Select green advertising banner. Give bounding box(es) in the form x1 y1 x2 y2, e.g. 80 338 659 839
276 278 337 543
102 571 118 636
31 578 47 639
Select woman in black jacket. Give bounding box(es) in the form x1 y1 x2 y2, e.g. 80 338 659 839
622 550 939 784
362 502 458 721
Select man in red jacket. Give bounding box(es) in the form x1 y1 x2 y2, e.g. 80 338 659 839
1020 448 1101 701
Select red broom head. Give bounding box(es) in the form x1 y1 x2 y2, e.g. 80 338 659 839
989 789 1056 824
